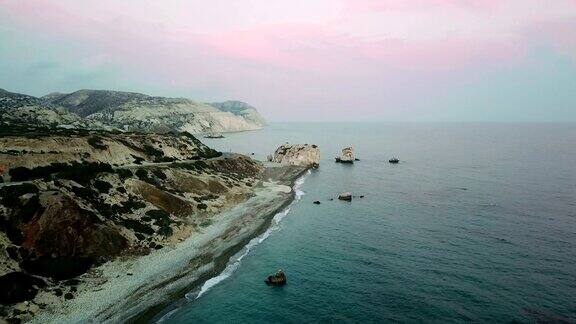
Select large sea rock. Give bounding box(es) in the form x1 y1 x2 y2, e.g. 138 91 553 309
335 147 354 163
268 144 320 167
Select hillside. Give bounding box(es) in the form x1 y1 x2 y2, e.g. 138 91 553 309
0 125 276 322
0 89 96 129
41 89 266 133
208 100 266 127
0 89 266 134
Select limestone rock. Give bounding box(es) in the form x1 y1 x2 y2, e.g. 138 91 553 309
269 144 320 167
335 147 354 163
338 192 352 201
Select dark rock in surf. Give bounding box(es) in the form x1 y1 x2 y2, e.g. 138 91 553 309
265 269 287 286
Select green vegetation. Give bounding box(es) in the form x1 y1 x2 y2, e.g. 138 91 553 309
120 219 154 235
145 209 173 236
87 136 108 150
9 162 113 184
114 168 133 179
17 195 42 223
135 169 148 180
0 183 39 208
152 169 167 180
93 180 112 193
131 155 145 165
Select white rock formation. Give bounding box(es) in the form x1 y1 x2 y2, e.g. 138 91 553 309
269 144 320 167
335 147 354 163
207 101 266 127
338 192 352 201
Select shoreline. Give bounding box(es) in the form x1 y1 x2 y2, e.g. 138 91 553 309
142 168 309 323
32 165 309 323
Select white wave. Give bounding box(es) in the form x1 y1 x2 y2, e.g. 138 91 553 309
156 308 180 323
192 170 310 300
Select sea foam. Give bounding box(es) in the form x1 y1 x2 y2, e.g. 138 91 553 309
192 171 309 300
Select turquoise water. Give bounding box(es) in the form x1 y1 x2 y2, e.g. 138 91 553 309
157 123 576 323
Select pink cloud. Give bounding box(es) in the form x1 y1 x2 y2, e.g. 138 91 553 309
343 0 500 12
1 0 576 120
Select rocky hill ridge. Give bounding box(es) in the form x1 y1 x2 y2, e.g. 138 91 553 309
0 88 266 134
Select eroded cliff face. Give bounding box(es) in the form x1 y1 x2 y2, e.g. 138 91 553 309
208 101 266 127
269 143 320 167
0 125 266 322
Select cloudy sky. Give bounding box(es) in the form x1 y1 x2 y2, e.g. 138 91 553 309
1 0 575 121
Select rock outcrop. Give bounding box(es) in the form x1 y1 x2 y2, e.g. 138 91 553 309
268 144 320 167
338 192 352 201
335 147 354 163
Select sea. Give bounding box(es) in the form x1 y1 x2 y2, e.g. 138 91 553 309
154 122 576 323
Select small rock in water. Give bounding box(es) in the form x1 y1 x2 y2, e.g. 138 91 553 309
335 147 355 163
313 201 321 205
64 292 74 300
338 192 352 201
360 195 365 198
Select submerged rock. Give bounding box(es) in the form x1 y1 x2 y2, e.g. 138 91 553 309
313 201 321 205
338 192 352 201
335 147 354 163
269 144 320 167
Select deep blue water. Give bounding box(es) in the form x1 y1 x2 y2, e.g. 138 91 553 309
158 123 576 323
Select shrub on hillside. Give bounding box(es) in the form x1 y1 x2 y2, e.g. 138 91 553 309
87 136 108 150
9 162 113 184
93 180 112 193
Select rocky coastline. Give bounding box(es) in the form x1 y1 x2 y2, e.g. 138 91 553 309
35 164 309 323
0 122 311 323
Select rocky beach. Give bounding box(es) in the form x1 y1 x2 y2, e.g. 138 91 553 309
0 87 323 323
31 164 309 323
0 116 317 323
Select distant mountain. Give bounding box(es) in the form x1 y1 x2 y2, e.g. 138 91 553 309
0 88 44 108
0 89 95 128
208 100 266 127
0 88 266 134
41 89 150 117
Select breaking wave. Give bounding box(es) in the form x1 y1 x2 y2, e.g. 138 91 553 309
192 170 309 300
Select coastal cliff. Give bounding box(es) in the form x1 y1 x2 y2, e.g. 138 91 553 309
0 122 306 323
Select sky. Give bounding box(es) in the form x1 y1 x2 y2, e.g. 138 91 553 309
1 0 575 122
